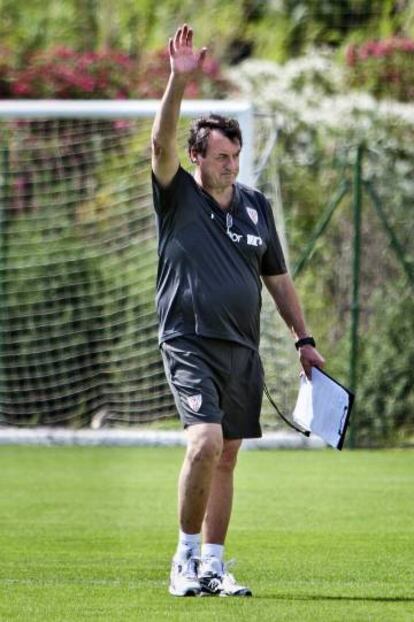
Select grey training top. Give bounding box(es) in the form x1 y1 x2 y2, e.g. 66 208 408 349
152 166 287 351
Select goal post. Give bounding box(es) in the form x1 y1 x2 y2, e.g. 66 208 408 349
0 99 296 429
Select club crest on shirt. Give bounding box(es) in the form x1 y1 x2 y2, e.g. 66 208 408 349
187 394 202 412
246 207 258 225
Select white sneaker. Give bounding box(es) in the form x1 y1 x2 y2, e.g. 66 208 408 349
199 556 252 597
169 552 201 597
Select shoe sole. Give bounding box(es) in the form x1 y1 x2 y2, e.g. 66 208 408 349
200 582 252 597
169 587 201 597
200 590 253 597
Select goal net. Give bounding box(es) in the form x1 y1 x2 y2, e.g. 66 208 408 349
0 100 298 429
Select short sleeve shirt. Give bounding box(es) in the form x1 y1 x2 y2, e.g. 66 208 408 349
152 166 287 351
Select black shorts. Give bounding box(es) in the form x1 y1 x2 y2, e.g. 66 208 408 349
160 336 263 440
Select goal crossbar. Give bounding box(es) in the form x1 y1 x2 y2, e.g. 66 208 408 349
0 99 254 186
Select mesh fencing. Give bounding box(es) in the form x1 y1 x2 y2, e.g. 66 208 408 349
0 113 298 429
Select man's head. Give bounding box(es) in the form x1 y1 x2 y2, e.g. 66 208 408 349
188 114 243 191
188 114 243 158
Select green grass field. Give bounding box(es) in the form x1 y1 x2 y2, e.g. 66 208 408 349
1 446 413 621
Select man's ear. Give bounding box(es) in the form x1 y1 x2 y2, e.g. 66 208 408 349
190 149 199 164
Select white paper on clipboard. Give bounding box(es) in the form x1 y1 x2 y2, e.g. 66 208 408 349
292 367 354 450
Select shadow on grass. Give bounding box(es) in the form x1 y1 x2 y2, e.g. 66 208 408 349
259 594 414 603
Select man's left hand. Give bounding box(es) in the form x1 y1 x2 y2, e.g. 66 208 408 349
298 345 325 379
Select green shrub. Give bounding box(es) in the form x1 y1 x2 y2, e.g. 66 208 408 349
356 286 414 445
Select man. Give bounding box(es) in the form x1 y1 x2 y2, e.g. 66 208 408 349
151 24 325 597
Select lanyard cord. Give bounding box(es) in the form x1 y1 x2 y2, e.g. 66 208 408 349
263 381 310 437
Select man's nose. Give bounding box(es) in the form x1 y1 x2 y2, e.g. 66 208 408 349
228 157 239 171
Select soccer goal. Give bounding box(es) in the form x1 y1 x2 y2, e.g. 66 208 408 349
0 99 297 429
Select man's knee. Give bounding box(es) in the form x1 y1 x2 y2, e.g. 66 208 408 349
186 423 223 466
217 439 242 473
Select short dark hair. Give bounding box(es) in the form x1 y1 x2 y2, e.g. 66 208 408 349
188 114 243 157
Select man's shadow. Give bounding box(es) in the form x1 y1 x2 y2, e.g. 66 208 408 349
258 594 414 603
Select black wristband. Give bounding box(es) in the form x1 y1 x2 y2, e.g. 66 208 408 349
295 336 316 350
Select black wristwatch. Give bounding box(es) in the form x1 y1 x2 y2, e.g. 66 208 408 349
295 336 316 350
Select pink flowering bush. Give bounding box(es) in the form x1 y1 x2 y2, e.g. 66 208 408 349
346 37 414 102
3 46 230 99
137 49 231 99
11 47 143 99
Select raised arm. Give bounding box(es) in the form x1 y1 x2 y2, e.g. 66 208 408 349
151 24 207 188
263 272 325 378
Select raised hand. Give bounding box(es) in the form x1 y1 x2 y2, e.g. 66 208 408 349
169 24 207 79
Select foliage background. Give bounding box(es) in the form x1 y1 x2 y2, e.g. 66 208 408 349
1 1 414 64
0 0 413 445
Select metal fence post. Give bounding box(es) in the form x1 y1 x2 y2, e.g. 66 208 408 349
348 144 363 448
0 144 9 422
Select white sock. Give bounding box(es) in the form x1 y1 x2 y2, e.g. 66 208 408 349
175 530 201 559
201 543 224 561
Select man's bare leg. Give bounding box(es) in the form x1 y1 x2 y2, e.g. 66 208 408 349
170 423 223 597
178 423 223 534
202 438 242 545
198 439 252 596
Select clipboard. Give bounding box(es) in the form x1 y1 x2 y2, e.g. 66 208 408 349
292 367 354 450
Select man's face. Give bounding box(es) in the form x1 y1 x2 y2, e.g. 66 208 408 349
192 130 241 191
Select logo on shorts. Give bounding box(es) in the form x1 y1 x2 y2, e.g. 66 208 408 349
187 394 202 412
246 207 258 225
